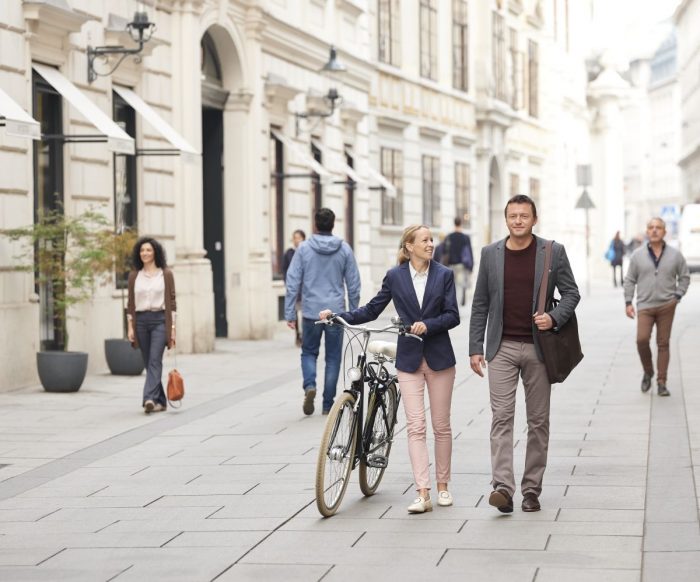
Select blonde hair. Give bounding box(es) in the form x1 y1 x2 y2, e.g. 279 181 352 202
397 224 430 264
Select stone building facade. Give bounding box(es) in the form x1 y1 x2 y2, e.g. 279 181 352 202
0 0 604 391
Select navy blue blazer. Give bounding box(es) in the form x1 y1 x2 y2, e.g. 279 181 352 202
337 260 460 373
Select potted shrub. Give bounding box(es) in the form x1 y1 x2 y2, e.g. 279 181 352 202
2 207 113 392
98 227 144 375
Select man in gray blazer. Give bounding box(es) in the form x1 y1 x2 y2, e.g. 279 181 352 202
469 195 580 513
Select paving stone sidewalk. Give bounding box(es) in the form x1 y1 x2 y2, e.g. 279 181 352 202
0 279 699 581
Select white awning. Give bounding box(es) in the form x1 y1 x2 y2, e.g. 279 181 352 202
367 165 397 198
0 87 40 139
309 139 366 187
32 64 134 154
270 129 331 180
113 85 199 163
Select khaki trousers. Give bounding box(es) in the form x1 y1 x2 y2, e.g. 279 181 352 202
488 340 551 497
636 299 677 384
397 359 456 490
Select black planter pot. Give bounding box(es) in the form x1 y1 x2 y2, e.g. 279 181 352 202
104 339 145 376
36 351 88 393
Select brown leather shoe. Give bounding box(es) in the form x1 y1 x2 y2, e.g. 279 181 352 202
488 489 513 513
521 492 541 512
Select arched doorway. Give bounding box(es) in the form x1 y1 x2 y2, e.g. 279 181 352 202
488 157 502 243
201 31 229 337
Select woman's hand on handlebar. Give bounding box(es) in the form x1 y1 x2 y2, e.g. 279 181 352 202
319 309 333 321
410 321 427 335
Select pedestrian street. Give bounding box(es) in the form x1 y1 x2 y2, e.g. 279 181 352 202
0 278 699 582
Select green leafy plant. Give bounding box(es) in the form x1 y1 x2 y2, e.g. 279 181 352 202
2 207 114 350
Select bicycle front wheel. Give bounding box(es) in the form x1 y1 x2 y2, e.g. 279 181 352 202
359 380 398 496
315 392 357 517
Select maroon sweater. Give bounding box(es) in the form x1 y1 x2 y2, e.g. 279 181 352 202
502 239 536 343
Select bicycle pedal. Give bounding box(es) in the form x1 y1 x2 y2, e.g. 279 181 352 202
366 454 388 468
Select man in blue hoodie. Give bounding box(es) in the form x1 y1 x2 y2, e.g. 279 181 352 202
285 208 361 415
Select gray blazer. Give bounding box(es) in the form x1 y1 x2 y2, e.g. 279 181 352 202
469 235 581 362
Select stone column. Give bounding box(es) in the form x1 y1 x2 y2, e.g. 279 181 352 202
170 0 214 352
588 63 629 279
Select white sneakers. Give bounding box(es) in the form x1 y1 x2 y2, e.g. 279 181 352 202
437 490 453 507
143 400 155 413
407 490 453 513
407 496 433 513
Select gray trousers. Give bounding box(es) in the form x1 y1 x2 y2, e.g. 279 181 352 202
488 340 551 497
135 311 167 406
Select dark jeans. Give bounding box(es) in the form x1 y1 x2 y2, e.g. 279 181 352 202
301 317 343 411
135 311 167 406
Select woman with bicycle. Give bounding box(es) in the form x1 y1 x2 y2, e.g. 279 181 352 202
320 224 459 513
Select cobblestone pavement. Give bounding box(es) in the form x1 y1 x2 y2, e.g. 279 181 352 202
0 278 699 581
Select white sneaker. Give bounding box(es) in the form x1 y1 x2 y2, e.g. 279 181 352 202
407 496 433 514
437 490 453 507
143 400 155 413
153 403 166 412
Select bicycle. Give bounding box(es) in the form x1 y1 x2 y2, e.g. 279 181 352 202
314 314 422 517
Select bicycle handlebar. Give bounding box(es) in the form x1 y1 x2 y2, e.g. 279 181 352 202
315 314 423 342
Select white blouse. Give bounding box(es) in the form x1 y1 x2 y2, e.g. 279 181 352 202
408 262 429 309
134 269 165 312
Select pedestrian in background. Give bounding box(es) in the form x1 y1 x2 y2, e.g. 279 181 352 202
624 217 690 397
606 231 626 287
282 229 306 347
321 224 460 513
469 194 580 513
443 217 473 306
127 237 177 414
285 208 360 416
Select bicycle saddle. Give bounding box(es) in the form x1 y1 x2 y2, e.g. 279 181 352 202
367 340 397 359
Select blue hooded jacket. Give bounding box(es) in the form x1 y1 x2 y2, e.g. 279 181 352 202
284 233 361 321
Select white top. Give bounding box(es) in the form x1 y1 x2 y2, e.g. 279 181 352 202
408 262 429 309
134 269 165 312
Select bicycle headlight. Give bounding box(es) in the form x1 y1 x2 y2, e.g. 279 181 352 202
347 367 362 382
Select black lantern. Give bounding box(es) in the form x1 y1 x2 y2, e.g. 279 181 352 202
87 5 156 83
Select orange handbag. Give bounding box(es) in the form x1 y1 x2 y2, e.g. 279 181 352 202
167 368 185 406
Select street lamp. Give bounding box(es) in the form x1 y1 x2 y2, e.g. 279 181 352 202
576 164 595 297
295 46 347 135
87 3 156 83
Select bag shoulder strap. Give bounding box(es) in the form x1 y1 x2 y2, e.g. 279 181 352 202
536 240 554 315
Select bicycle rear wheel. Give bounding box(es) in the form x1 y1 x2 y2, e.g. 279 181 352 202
359 380 398 496
315 392 357 517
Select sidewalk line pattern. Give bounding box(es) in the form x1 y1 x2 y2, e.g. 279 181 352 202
0 369 296 502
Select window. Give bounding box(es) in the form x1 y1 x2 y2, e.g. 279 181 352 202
528 40 539 117
455 162 471 228
492 12 507 102
311 142 322 218
381 147 403 226
422 155 441 226
112 91 137 290
509 28 520 109
420 0 438 80
270 129 284 278
32 70 64 351
378 0 401 66
344 149 355 248
529 177 540 207
452 0 469 91
510 173 520 196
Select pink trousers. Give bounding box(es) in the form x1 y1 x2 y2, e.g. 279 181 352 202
397 359 456 490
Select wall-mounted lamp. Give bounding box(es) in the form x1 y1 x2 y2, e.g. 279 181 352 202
295 46 347 135
87 5 156 83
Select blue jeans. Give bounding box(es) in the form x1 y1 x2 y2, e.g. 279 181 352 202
301 317 343 411
135 311 167 406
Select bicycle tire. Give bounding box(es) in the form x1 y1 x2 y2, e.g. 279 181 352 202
315 392 357 517
359 380 398 496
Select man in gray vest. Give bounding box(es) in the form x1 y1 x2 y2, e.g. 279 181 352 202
469 195 580 513
624 217 690 397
